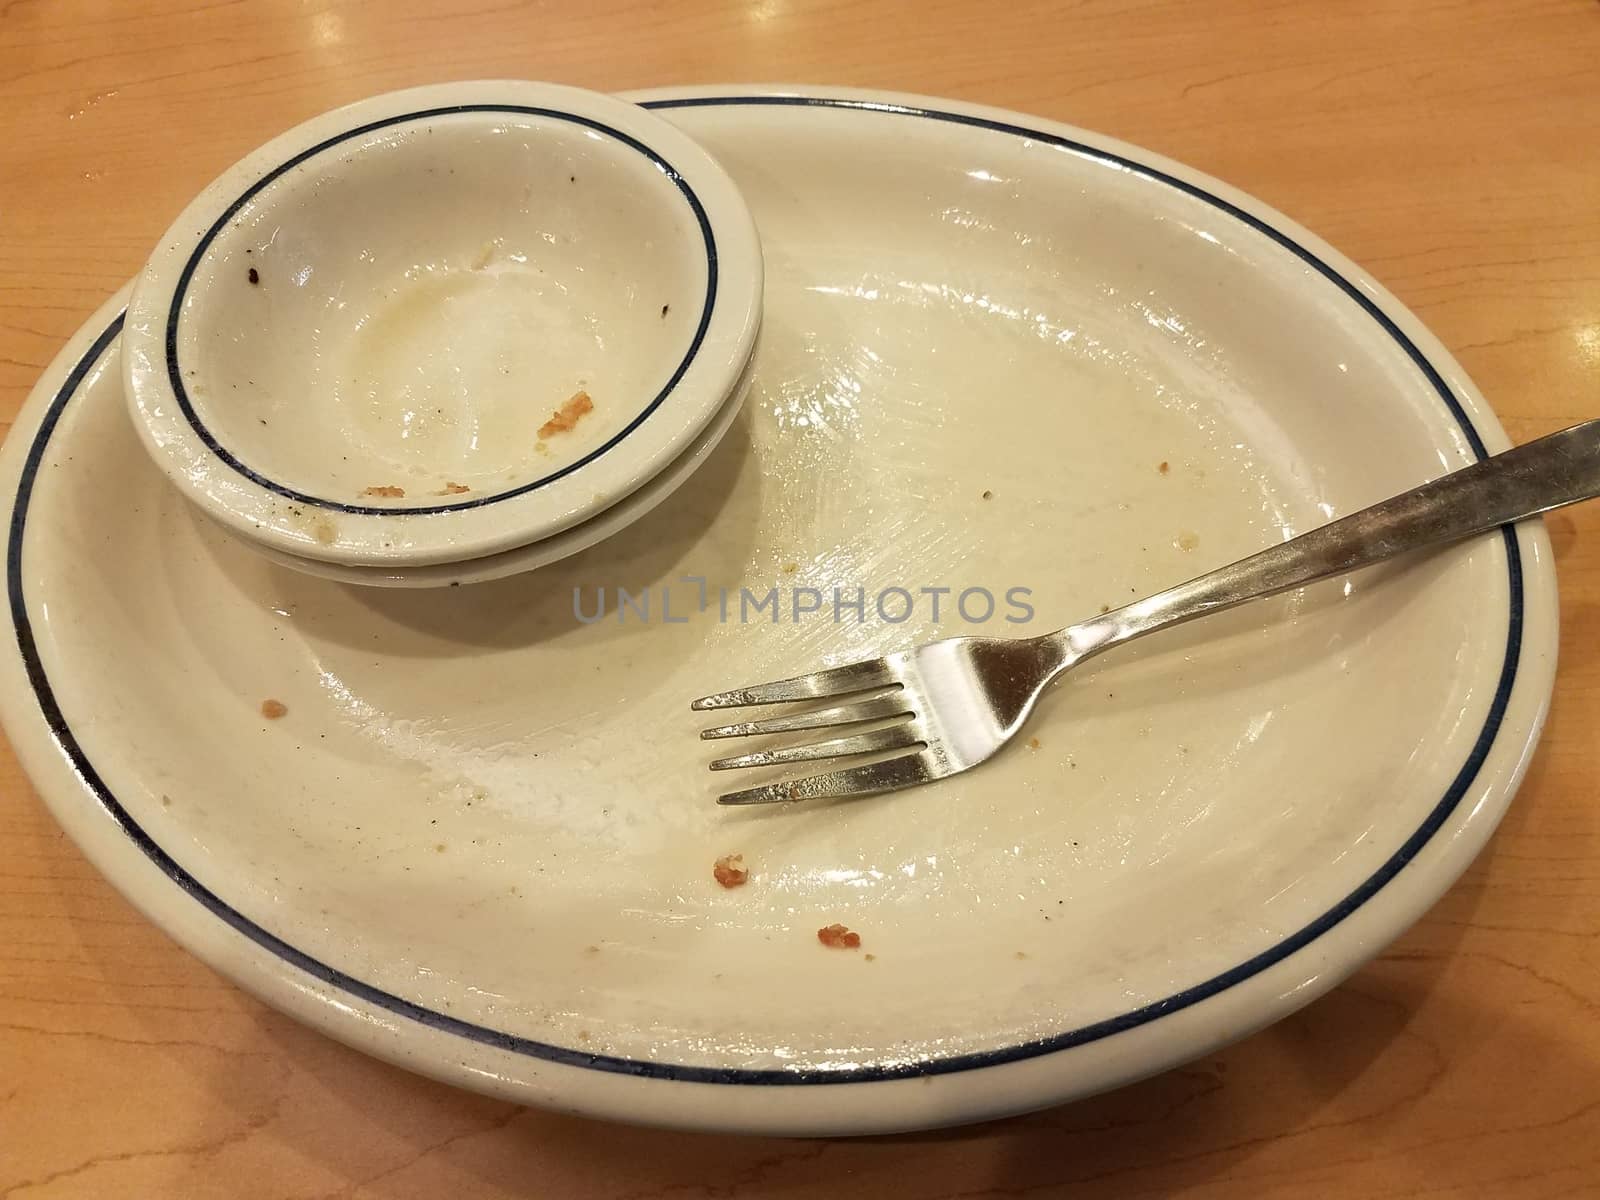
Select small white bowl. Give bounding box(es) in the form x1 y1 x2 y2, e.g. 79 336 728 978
123 81 762 567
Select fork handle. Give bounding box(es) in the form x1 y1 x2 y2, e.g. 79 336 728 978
1055 418 1600 660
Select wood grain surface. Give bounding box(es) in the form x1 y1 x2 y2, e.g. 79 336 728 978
3 1 1598 1195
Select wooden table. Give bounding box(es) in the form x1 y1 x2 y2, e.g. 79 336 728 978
3 2 1597 1195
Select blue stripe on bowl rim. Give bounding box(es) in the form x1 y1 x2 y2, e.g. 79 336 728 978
164 104 719 516
11 95 1523 1087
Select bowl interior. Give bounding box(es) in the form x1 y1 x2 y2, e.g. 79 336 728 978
249 349 756 588
174 111 709 506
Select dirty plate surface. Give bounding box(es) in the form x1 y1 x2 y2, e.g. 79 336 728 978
0 87 1555 1135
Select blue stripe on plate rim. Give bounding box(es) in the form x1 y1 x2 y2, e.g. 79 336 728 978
10 95 1523 1087
164 104 720 516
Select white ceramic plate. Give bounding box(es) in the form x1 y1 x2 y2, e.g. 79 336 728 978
0 87 1555 1136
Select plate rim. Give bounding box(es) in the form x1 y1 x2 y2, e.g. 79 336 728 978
0 86 1558 1134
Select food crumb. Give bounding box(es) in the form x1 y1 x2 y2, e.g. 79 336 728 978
713 853 748 888
260 699 287 719
538 389 594 439
864 953 877 962
1099 604 1110 613
1175 530 1200 551
781 561 798 574
584 944 601 954
1027 736 1040 750
534 440 548 454
247 267 259 285
1014 950 1028 959
817 923 861 949
1158 460 1170 474
436 482 470 495
661 303 670 317
434 843 446 853
161 794 172 808
361 485 405 498
981 489 993 500
577 1030 590 1042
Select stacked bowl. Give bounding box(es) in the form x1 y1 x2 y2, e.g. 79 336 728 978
122 82 763 587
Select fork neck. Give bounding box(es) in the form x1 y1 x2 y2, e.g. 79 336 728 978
1035 616 1126 680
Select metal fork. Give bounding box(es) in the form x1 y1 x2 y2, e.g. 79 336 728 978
693 419 1600 805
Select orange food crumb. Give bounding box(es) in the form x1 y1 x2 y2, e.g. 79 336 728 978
713 853 748 888
260 699 287 719
538 389 594 439
436 482 470 495
1158 461 1170 474
361 485 405 498
1027 736 1040 750
817 923 861 949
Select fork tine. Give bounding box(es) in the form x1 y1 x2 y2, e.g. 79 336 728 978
709 724 923 771
699 693 914 740
716 752 936 805
689 658 900 711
